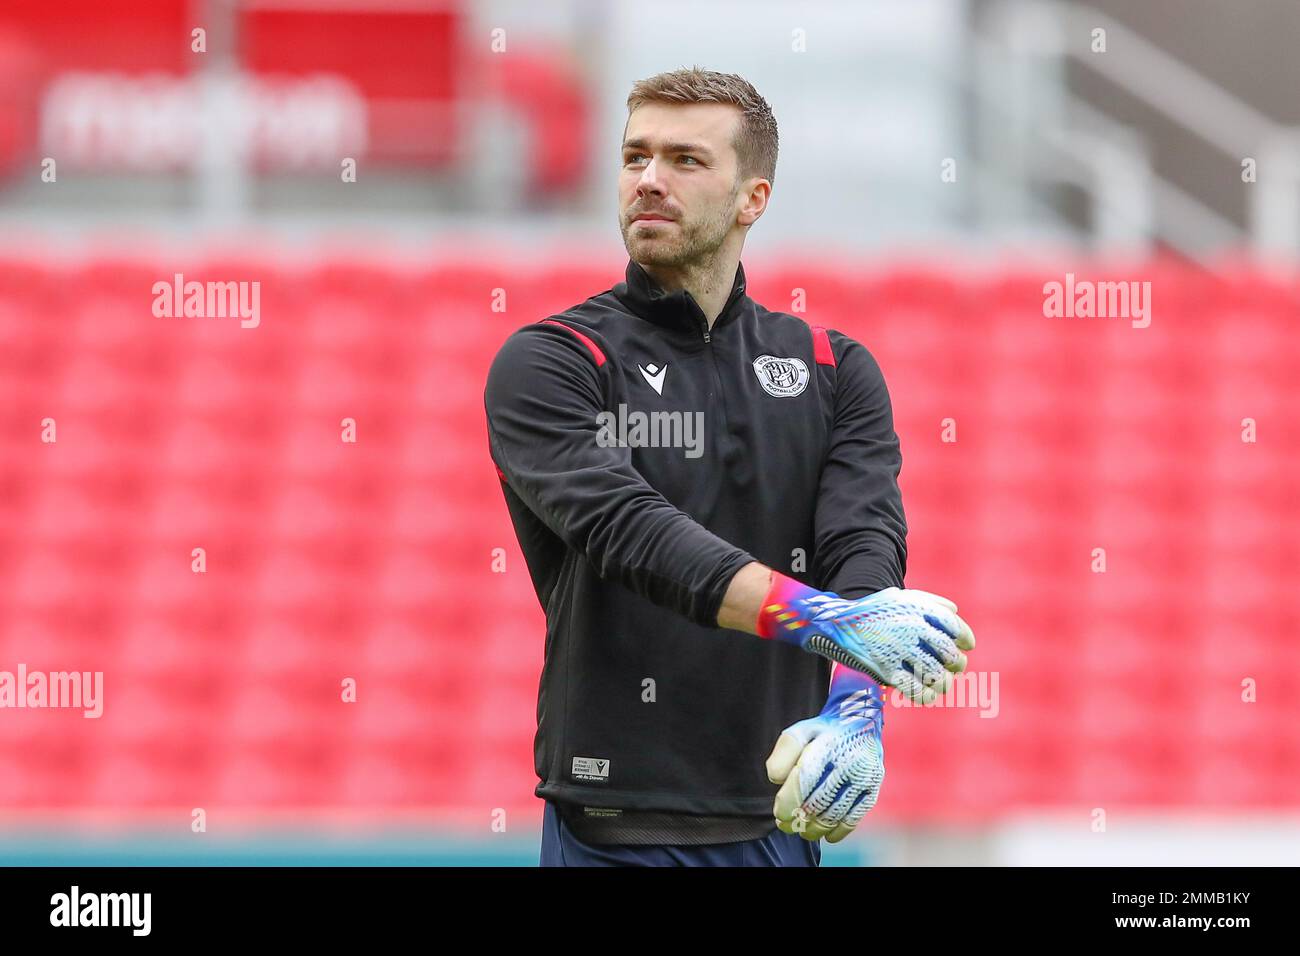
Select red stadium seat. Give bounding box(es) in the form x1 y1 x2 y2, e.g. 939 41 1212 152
0 254 1295 823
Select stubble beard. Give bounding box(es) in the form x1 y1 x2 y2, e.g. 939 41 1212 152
621 188 738 270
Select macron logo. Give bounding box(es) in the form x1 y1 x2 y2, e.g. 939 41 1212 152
638 362 667 395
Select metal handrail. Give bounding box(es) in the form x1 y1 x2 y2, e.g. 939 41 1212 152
980 0 1299 258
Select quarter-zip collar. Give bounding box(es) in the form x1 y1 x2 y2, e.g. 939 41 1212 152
613 258 749 337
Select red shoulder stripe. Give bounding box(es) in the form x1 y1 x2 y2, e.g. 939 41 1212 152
811 325 836 367
539 319 607 367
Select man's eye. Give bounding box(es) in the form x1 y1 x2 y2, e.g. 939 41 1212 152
623 154 699 166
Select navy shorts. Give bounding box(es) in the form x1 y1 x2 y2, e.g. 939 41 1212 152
539 801 821 867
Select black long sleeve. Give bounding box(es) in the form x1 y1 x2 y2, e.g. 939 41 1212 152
484 321 756 628
812 331 908 600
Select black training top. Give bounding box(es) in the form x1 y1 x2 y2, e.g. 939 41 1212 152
483 258 907 845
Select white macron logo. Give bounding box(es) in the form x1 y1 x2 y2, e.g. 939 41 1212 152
638 362 667 395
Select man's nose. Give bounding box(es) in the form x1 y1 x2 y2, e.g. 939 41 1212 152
636 157 666 197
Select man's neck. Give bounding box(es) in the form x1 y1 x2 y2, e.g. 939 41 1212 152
641 252 740 329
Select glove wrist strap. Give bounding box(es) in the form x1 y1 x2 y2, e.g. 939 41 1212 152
824 663 884 726
756 571 822 644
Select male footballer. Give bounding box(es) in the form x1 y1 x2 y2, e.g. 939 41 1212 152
484 67 975 867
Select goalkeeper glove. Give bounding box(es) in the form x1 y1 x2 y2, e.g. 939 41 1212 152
756 572 975 704
768 663 885 843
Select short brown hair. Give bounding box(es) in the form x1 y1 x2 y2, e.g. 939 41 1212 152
626 66 778 187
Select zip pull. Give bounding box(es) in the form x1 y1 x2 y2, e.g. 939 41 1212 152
685 290 712 343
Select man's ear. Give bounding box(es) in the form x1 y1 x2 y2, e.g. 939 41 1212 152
737 178 771 227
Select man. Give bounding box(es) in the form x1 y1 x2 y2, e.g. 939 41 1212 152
484 67 974 867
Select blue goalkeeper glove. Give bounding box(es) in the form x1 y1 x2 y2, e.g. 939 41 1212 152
767 663 885 843
757 572 975 704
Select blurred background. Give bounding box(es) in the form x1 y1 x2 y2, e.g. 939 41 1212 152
0 0 1296 866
